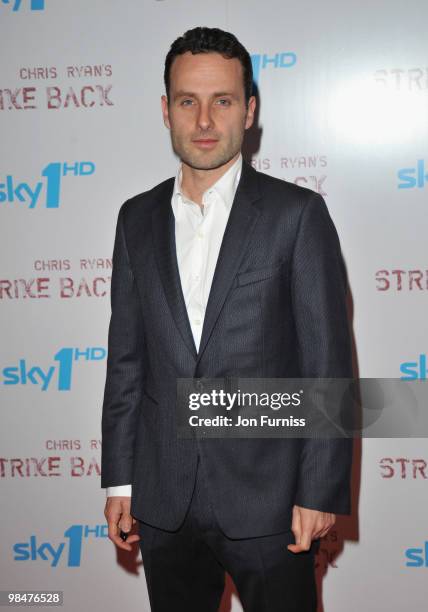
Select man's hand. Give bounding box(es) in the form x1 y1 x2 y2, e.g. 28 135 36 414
104 496 140 551
287 504 335 553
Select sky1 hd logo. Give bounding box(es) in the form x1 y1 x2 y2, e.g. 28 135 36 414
13 524 107 567
1 0 45 11
2 347 106 391
0 161 95 209
251 52 297 86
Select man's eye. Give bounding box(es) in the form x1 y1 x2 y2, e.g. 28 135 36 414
216 99 231 106
181 99 194 106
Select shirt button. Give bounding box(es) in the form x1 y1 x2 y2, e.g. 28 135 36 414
194 319 202 325
197 230 204 239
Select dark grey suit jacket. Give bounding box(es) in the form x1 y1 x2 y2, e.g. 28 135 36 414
101 160 353 538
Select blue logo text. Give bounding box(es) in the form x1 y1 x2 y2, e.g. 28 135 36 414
400 354 427 380
2 347 106 391
251 52 297 85
0 162 95 209
405 541 428 567
1 0 45 12
398 160 428 189
13 525 107 567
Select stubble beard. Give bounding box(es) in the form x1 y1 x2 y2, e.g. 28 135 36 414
170 130 244 171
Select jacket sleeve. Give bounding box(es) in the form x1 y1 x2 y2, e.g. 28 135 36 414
291 192 353 514
101 203 146 488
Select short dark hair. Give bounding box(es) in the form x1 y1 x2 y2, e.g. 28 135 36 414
164 27 253 105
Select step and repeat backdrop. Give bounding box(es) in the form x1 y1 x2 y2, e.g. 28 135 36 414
1 1 427 611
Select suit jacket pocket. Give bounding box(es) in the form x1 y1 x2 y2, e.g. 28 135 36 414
236 263 284 287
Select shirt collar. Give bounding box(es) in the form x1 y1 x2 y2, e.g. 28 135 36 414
171 153 242 217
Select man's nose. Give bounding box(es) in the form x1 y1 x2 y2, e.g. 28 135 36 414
197 103 214 131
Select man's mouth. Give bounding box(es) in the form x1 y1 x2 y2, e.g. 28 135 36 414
192 139 219 149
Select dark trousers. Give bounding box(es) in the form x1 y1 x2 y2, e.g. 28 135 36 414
138 455 318 612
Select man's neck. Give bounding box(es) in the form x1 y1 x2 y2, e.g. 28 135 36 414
180 152 240 205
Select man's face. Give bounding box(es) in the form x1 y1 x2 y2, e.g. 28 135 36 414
161 51 256 171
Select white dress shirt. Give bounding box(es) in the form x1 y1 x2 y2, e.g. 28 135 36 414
107 153 243 497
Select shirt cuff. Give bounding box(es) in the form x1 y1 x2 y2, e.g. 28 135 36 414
106 484 132 497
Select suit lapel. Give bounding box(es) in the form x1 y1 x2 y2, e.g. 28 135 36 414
151 179 199 361
151 160 262 364
196 161 262 363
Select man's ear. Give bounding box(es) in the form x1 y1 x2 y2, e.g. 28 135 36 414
244 95 257 130
161 94 171 129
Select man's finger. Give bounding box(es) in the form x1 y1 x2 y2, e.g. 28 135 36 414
288 528 312 553
312 517 328 539
119 513 133 534
288 506 302 551
124 534 140 545
289 506 302 546
108 520 129 550
108 520 139 551
317 522 334 539
313 513 335 539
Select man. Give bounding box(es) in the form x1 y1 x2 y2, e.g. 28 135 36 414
101 27 353 612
